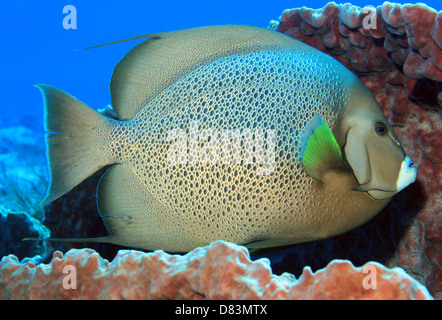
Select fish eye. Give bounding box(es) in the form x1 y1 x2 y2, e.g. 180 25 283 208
374 122 388 136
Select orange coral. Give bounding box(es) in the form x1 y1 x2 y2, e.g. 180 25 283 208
0 241 432 300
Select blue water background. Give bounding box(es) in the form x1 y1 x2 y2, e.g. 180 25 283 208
1 0 440 129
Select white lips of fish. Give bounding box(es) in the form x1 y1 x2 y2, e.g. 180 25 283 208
396 156 418 193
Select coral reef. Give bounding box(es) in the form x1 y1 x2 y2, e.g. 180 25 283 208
0 241 433 300
0 124 46 216
0 211 48 260
271 1 441 299
0 122 49 260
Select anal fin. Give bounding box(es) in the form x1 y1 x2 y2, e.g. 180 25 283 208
96 164 195 251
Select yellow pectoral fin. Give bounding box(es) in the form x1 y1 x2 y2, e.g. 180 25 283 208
300 114 344 179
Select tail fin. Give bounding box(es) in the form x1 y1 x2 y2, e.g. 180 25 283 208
36 84 114 205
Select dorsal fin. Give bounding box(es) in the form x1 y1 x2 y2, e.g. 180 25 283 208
109 25 306 120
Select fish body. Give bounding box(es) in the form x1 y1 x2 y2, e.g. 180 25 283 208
36 25 417 252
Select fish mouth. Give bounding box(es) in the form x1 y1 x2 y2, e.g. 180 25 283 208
355 155 417 200
396 155 417 192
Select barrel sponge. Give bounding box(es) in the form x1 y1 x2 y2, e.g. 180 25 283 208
276 2 442 83
0 241 433 300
